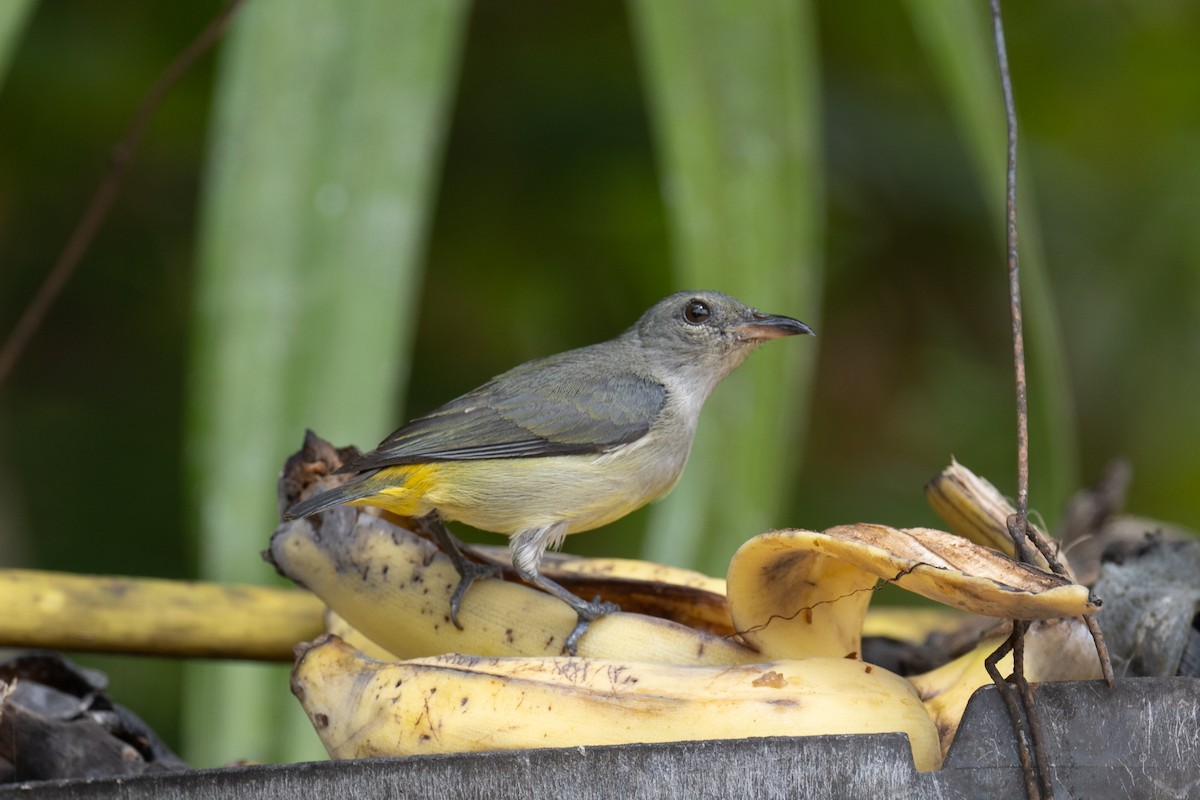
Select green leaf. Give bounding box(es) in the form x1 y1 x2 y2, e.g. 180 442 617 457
0 0 35 88
629 0 823 575
903 0 1079 522
184 0 468 766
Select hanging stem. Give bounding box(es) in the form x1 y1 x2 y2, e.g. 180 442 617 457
989 2 1046 796
984 629 1038 800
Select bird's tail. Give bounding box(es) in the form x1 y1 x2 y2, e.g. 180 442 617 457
284 471 392 521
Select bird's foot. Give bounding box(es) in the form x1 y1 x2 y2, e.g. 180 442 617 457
563 596 621 656
415 513 508 629
446 559 504 630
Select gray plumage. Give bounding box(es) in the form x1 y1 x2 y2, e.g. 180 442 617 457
285 290 812 648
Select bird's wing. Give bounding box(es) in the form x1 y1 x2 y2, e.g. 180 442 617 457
342 353 667 471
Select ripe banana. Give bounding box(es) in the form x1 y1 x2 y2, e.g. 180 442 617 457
925 459 1055 573
726 525 1097 661
726 527 877 660
861 607 969 643
477 547 733 635
278 437 1105 770
537 550 726 593
292 633 944 772
910 617 1105 759
268 508 756 665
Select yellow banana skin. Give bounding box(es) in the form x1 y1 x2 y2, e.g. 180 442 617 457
532 551 733 635
861 607 969 643
910 617 1105 759
727 529 877 660
924 459 1048 565
274 494 1101 767
466 547 734 635
268 509 756 665
725 526 1095 663
292 634 943 772
536 551 726 594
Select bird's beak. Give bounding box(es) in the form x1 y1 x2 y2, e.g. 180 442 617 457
734 312 814 341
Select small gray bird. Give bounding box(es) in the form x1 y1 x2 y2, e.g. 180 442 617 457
286 290 812 651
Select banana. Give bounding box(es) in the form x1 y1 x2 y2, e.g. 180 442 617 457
323 608 398 662
726 528 877 660
726 525 1096 661
279 438 1104 771
292 633 943 772
925 459 1056 573
861 607 970 644
0 568 323 661
910 617 1105 759
301 517 1100 769
908 632 1007 759
268 509 756 665
468 547 734 635
535 552 732 635
536 551 726 594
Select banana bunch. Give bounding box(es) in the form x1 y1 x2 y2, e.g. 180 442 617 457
271 456 1105 771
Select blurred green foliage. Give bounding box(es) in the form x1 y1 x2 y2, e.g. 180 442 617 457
629 0 822 574
183 0 470 765
0 0 1197 766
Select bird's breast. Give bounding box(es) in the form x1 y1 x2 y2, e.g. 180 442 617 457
420 430 694 537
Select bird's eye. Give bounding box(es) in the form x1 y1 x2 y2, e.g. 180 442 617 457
683 300 711 324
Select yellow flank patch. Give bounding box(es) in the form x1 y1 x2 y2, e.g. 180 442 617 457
338 448 684 537
346 463 441 518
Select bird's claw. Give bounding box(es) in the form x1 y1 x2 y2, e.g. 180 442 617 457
447 559 505 629
563 597 621 655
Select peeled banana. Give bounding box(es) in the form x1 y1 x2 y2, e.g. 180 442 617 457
293 633 944 772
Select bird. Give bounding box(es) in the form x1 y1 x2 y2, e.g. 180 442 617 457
285 290 813 652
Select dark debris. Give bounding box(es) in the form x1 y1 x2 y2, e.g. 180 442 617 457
0 652 187 784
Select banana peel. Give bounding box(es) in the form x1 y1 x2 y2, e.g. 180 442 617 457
273 437 1103 771
910 616 1105 759
292 633 944 772
479 547 733 636
726 525 1096 661
278 509 1102 767
925 459 1056 574
267 508 757 666
0 568 322 661
529 551 732 635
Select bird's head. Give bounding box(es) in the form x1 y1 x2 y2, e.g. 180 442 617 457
632 290 813 395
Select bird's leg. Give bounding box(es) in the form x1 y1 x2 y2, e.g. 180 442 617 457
511 525 620 655
415 512 503 630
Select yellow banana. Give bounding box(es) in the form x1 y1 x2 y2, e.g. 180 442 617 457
323 608 398 662
861 607 970 644
726 525 1096 661
292 633 943 772
535 552 732 634
910 617 1104 759
536 551 726 594
924 459 1055 573
276 455 1102 773
908 632 1007 760
0 568 322 661
268 511 756 665
726 528 877 660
